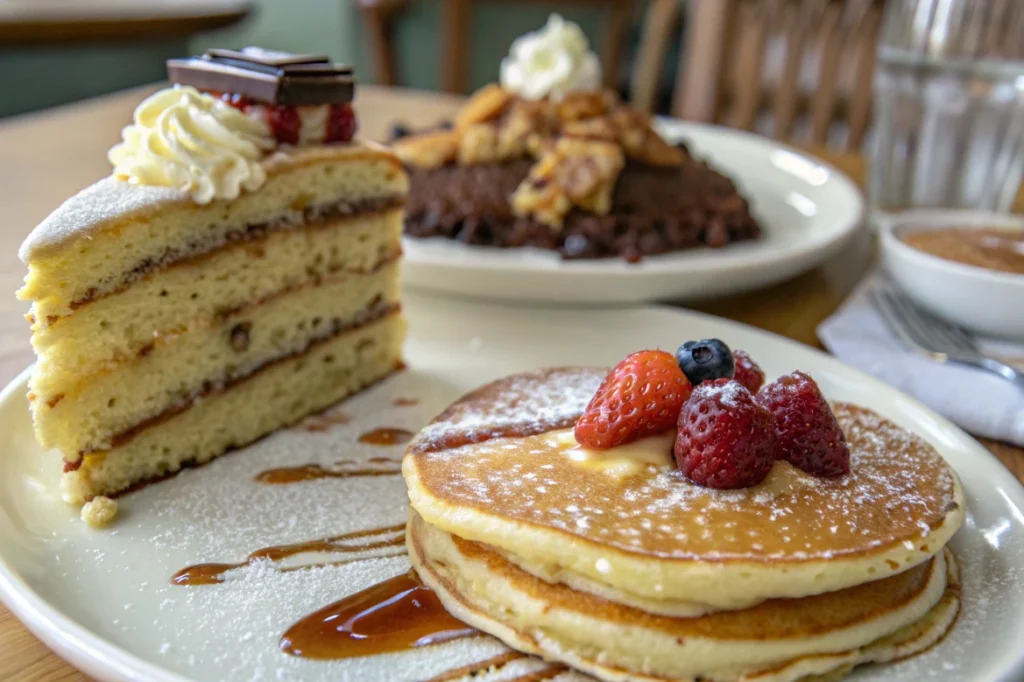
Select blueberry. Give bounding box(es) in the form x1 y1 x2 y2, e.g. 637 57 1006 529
389 122 411 141
676 339 735 386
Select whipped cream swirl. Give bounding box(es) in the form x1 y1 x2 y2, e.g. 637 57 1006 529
499 14 602 101
108 85 275 204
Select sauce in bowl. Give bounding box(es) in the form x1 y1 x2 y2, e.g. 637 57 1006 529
901 227 1024 275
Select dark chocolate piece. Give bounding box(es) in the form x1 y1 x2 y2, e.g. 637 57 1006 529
167 47 355 106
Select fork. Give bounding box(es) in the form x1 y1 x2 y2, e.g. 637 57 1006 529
871 284 1024 391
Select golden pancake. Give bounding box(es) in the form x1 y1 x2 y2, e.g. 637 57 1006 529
403 368 965 612
409 510 962 682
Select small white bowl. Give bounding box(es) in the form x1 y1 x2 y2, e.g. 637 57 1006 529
879 209 1024 340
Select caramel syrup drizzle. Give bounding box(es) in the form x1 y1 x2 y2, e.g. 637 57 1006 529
280 570 478 659
255 463 401 484
177 528 566 677
278 569 569 679
170 523 406 586
358 427 414 446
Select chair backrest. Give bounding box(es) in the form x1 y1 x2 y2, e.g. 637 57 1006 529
358 0 636 94
661 0 884 151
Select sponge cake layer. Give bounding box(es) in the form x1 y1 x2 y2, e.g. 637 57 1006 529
63 310 405 503
19 143 407 322
35 262 399 457
28 207 402 378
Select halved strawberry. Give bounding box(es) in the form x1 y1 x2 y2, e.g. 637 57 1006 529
574 350 692 449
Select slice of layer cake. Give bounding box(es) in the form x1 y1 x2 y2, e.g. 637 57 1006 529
18 48 407 507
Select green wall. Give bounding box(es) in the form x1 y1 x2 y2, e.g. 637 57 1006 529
0 42 185 118
0 0 623 119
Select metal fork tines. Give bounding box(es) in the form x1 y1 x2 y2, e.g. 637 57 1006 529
871 284 1024 391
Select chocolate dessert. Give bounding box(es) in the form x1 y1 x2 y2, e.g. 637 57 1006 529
394 16 761 262
403 147 759 261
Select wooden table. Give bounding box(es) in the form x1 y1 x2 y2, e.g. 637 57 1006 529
0 85 1021 681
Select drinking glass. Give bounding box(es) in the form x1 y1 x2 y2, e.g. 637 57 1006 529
871 0 1024 214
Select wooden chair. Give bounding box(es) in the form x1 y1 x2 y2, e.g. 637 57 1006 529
358 0 408 87
633 0 884 151
357 0 636 94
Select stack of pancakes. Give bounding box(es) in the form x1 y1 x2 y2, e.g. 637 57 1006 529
403 368 966 682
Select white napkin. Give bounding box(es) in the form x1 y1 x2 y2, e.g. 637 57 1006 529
817 273 1024 447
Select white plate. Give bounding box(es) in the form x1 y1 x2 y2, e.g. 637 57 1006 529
401 121 865 304
1 292 1022 682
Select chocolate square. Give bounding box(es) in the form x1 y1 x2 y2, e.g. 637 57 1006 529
167 47 355 106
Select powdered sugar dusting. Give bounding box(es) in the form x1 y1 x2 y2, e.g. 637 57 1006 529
409 368 604 456
701 378 748 409
19 143 401 264
19 176 187 263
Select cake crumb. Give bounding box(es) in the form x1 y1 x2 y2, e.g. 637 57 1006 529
81 496 118 528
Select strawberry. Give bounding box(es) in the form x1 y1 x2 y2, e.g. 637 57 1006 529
674 379 776 489
732 350 765 393
574 350 692 449
268 105 301 145
326 103 357 143
755 371 850 477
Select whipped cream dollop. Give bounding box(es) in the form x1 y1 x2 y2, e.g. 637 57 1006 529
499 14 602 100
108 85 275 204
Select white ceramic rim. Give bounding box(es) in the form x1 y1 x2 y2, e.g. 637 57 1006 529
404 121 865 276
0 366 191 682
879 209 1024 288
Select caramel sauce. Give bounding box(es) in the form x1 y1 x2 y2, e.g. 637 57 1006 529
255 463 401 484
358 427 414 446
902 227 1024 275
393 397 420 407
171 524 406 586
280 570 478 660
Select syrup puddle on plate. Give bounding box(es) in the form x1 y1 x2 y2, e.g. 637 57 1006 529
279 569 569 679
280 569 477 659
358 427 414 446
173 525 566 678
